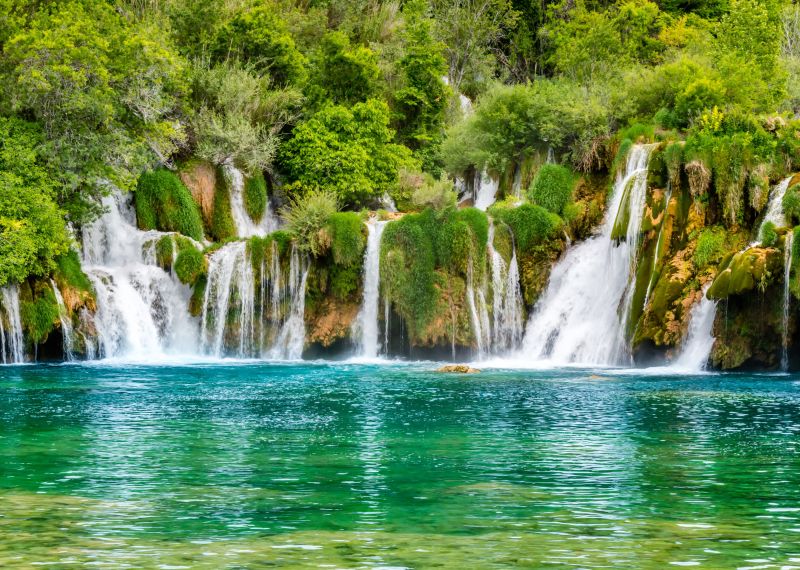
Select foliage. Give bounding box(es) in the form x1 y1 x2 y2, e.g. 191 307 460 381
3 0 187 222
784 184 800 225
20 286 58 345
694 227 727 268
53 250 92 294
326 212 366 267
174 246 205 285
210 176 236 241
244 172 268 223
412 178 457 211
0 117 69 287
308 31 380 106
529 164 574 214
489 203 562 252
134 170 204 241
281 190 339 257
279 100 417 205
761 221 778 247
211 5 307 86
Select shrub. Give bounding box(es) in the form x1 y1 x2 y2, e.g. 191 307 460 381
281 190 339 256
210 175 236 241
760 221 778 247
784 184 800 225
174 247 205 285
53 250 92 294
244 172 268 223
529 164 574 214
20 287 59 345
694 227 726 268
327 212 366 267
490 203 562 252
135 170 205 241
411 178 456 211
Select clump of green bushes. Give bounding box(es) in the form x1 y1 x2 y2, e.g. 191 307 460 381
489 203 561 252
244 172 268 222
693 227 727 268
135 170 205 241
783 184 800 225
528 164 574 215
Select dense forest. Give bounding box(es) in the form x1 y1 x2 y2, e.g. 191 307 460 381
2 0 800 368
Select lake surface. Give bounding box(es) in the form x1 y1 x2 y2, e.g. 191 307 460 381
1 362 800 568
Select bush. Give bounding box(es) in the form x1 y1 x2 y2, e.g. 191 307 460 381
327 212 366 267
174 247 206 285
135 170 205 241
281 190 339 256
760 221 778 247
20 286 59 345
693 227 726 268
244 172 268 223
784 184 800 225
210 175 236 241
490 203 562 252
529 164 574 214
53 250 92 294
411 178 457 211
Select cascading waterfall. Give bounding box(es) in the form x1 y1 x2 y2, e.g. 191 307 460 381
466 259 491 357
353 220 387 358
200 241 256 357
474 170 499 211
782 231 793 371
82 193 199 359
759 176 793 240
520 144 656 365
671 285 717 371
0 285 24 364
269 246 309 360
488 222 524 352
50 280 75 361
224 163 278 238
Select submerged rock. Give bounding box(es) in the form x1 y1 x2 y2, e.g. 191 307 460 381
436 364 480 373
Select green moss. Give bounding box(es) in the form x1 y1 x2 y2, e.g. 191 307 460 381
134 170 205 241
189 276 207 318
694 227 726 268
783 184 800 226
663 142 683 189
53 250 92 294
327 212 366 267
708 247 779 299
210 170 236 241
529 164 574 215
20 286 59 345
329 264 361 300
155 235 175 270
761 221 778 247
489 203 561 253
244 172 268 223
174 247 206 285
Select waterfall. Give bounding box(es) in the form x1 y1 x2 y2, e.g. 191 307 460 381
488 222 524 353
269 246 308 360
0 285 24 364
200 241 256 357
520 144 656 366
474 170 499 211
671 285 717 371
512 165 522 199
759 176 793 240
224 163 278 238
82 193 199 359
50 280 75 361
353 220 387 359
782 231 793 371
466 259 490 357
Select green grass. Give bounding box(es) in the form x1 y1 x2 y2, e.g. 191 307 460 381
135 170 205 241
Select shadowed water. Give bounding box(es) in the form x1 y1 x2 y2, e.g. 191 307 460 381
2 363 800 568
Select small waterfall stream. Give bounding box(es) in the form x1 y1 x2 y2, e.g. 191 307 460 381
782 231 793 371
488 222 524 353
51 279 75 361
0 285 24 364
671 285 717 371
353 220 387 359
269 247 309 360
82 193 199 359
521 144 656 365
225 163 278 238
759 176 792 240
474 170 499 211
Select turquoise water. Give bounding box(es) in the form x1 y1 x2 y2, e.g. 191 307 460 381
2 362 800 568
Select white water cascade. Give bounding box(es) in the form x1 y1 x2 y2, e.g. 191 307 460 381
0 285 24 364
520 144 656 365
82 193 199 359
269 246 309 360
353 220 387 359
474 170 499 211
782 231 793 371
50 280 75 361
671 285 717 372
488 223 524 353
225 163 278 238
759 176 793 240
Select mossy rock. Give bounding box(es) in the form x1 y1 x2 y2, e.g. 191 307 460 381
244 172 268 223
178 159 217 227
492 222 514 265
708 247 781 300
174 247 206 285
19 281 59 346
135 169 205 241
210 167 237 241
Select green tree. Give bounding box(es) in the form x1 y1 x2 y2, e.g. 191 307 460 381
279 99 417 205
309 31 380 105
0 117 69 286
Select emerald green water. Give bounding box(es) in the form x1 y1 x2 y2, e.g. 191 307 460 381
2 363 800 568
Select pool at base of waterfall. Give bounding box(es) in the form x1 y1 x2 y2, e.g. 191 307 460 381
2 362 800 568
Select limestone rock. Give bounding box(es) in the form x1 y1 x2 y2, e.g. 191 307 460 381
436 364 480 373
